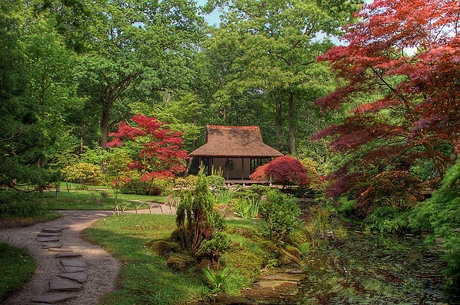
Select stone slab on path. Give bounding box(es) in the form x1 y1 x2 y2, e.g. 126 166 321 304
31 293 77 304
48 247 73 252
57 272 88 283
55 252 82 258
63 266 87 273
36 237 61 242
60 259 87 268
37 232 62 237
41 228 64 234
42 242 63 249
49 277 83 292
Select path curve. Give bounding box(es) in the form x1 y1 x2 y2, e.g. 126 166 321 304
0 208 176 305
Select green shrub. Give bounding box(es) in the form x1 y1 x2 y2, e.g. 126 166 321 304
0 192 48 218
232 188 258 200
365 206 412 233
411 159 460 286
260 189 301 241
207 175 225 189
201 232 232 264
250 184 270 194
176 173 226 254
185 174 198 188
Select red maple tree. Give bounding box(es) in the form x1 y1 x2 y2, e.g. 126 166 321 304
314 0 460 198
250 156 309 186
107 115 187 181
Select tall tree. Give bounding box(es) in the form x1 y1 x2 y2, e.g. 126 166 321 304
210 0 359 154
314 0 460 197
76 0 205 150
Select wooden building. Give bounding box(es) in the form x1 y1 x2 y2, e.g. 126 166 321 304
189 125 283 182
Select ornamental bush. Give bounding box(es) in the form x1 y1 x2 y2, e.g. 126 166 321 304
176 173 226 255
61 162 102 185
260 189 301 242
250 156 309 187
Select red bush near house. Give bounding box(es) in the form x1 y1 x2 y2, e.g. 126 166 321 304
251 156 309 186
107 115 187 181
250 164 268 181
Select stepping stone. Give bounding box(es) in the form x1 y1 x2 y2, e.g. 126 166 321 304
49 276 83 292
45 225 69 230
55 252 82 258
36 237 61 242
42 242 63 249
48 247 73 252
32 293 77 303
57 272 88 283
63 266 87 273
41 228 63 234
60 259 87 268
37 232 62 237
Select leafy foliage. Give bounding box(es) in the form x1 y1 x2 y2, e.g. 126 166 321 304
202 266 231 293
176 173 226 254
260 189 301 241
411 159 460 284
234 197 260 219
108 115 187 181
315 0 460 198
200 232 232 265
251 156 309 187
356 171 425 217
61 162 102 185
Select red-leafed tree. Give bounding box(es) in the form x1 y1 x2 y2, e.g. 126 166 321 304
251 156 309 187
107 115 187 181
314 0 460 198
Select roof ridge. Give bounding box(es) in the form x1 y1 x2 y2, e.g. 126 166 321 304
207 125 259 130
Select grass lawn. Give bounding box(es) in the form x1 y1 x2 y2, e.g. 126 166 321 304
43 187 172 211
0 243 35 302
83 214 209 304
84 214 267 304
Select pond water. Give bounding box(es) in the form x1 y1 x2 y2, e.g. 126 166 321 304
295 229 455 304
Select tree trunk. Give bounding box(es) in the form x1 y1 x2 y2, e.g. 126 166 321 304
288 92 296 155
275 98 283 148
100 99 111 150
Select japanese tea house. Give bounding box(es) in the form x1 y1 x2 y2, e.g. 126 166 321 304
189 125 283 182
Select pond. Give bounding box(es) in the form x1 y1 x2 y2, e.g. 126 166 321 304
295 229 454 304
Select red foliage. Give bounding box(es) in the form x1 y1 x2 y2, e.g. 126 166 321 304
249 164 268 181
107 115 187 180
355 171 425 216
264 156 309 186
314 0 459 196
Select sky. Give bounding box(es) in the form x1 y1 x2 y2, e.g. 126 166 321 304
196 0 374 27
196 0 222 26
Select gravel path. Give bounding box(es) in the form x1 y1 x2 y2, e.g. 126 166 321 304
0 208 176 305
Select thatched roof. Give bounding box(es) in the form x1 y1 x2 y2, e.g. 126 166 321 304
189 125 283 158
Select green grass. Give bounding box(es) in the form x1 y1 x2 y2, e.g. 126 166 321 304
84 215 270 303
43 189 170 211
0 243 35 302
83 214 209 304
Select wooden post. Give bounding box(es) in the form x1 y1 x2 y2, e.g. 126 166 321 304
241 158 244 180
